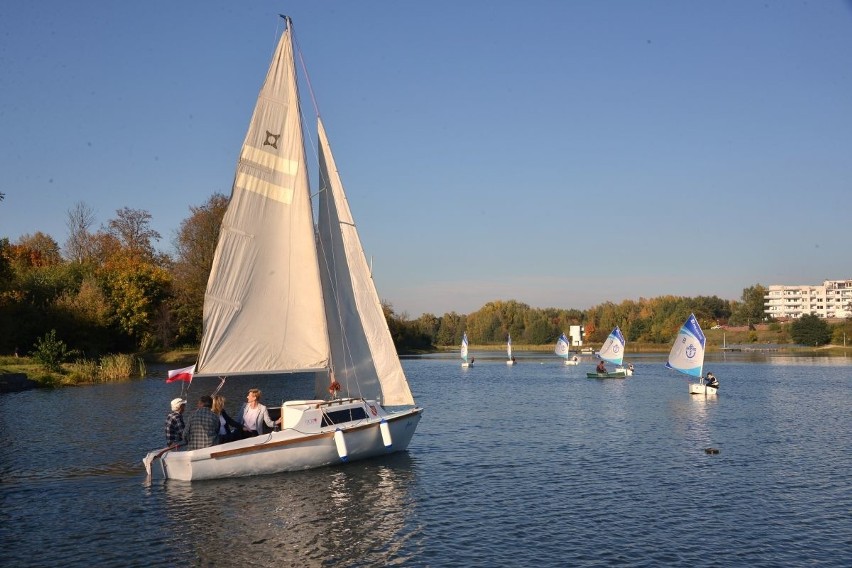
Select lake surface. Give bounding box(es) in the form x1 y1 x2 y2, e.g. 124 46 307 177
1 352 850 567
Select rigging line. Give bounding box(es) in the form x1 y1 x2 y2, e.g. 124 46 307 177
291 17 323 185
290 19 322 122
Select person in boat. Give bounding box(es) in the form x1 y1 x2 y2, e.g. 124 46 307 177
183 395 220 450
511 356 516 363
627 363 634 372
596 360 607 374
706 372 719 389
165 398 186 447
234 388 281 438
572 355 579 362
212 395 242 444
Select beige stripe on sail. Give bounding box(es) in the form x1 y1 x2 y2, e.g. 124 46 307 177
235 172 294 204
241 145 299 175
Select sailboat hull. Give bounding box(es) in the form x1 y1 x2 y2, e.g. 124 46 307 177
563 358 580 366
586 371 627 379
689 383 718 395
144 400 422 481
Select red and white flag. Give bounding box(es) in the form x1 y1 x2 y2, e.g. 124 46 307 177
166 364 195 383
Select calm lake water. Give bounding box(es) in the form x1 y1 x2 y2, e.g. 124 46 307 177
1 352 850 567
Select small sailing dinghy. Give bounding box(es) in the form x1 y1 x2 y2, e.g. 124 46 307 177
506 334 516 365
461 332 473 367
666 313 717 395
587 326 630 378
143 17 422 481
555 333 579 365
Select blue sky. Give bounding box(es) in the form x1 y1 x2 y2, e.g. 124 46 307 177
2 1 851 317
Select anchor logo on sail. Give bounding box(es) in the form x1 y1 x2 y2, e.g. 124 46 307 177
686 344 697 358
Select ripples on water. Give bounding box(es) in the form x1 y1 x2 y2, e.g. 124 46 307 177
1 354 850 566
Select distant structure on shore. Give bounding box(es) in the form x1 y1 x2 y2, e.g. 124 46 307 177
764 279 852 319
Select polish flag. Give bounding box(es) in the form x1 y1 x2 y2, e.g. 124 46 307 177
166 364 195 383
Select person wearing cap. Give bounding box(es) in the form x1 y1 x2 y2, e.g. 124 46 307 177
165 398 186 447
182 395 220 451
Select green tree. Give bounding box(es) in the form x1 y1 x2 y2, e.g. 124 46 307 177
31 329 77 372
435 312 465 346
790 314 831 346
729 284 768 326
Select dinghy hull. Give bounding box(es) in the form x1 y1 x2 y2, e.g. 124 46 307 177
586 371 627 379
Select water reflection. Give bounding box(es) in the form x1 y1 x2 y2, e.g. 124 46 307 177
154 453 418 567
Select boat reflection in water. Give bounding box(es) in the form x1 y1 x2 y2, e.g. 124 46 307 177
155 453 418 566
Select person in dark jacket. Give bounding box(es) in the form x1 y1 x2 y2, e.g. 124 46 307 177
183 395 220 450
706 372 719 389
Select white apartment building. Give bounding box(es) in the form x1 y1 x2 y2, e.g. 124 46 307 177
764 279 852 319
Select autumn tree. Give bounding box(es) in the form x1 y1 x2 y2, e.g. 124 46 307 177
170 193 228 344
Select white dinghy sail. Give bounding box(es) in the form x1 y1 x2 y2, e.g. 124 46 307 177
665 313 715 395
555 333 579 365
597 326 632 376
143 17 421 481
461 332 472 367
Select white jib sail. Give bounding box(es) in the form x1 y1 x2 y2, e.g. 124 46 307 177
317 119 414 406
507 334 513 360
196 25 330 376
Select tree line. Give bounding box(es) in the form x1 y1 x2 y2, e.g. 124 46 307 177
1 194 846 357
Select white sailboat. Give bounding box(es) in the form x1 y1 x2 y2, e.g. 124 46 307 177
506 334 516 365
555 333 579 365
666 313 717 395
588 326 631 378
143 17 422 481
461 332 473 367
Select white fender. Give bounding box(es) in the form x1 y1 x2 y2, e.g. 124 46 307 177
334 429 348 462
379 419 393 449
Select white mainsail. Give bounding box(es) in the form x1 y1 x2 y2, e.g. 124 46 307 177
507 334 513 360
197 24 329 377
598 327 626 366
316 119 413 405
